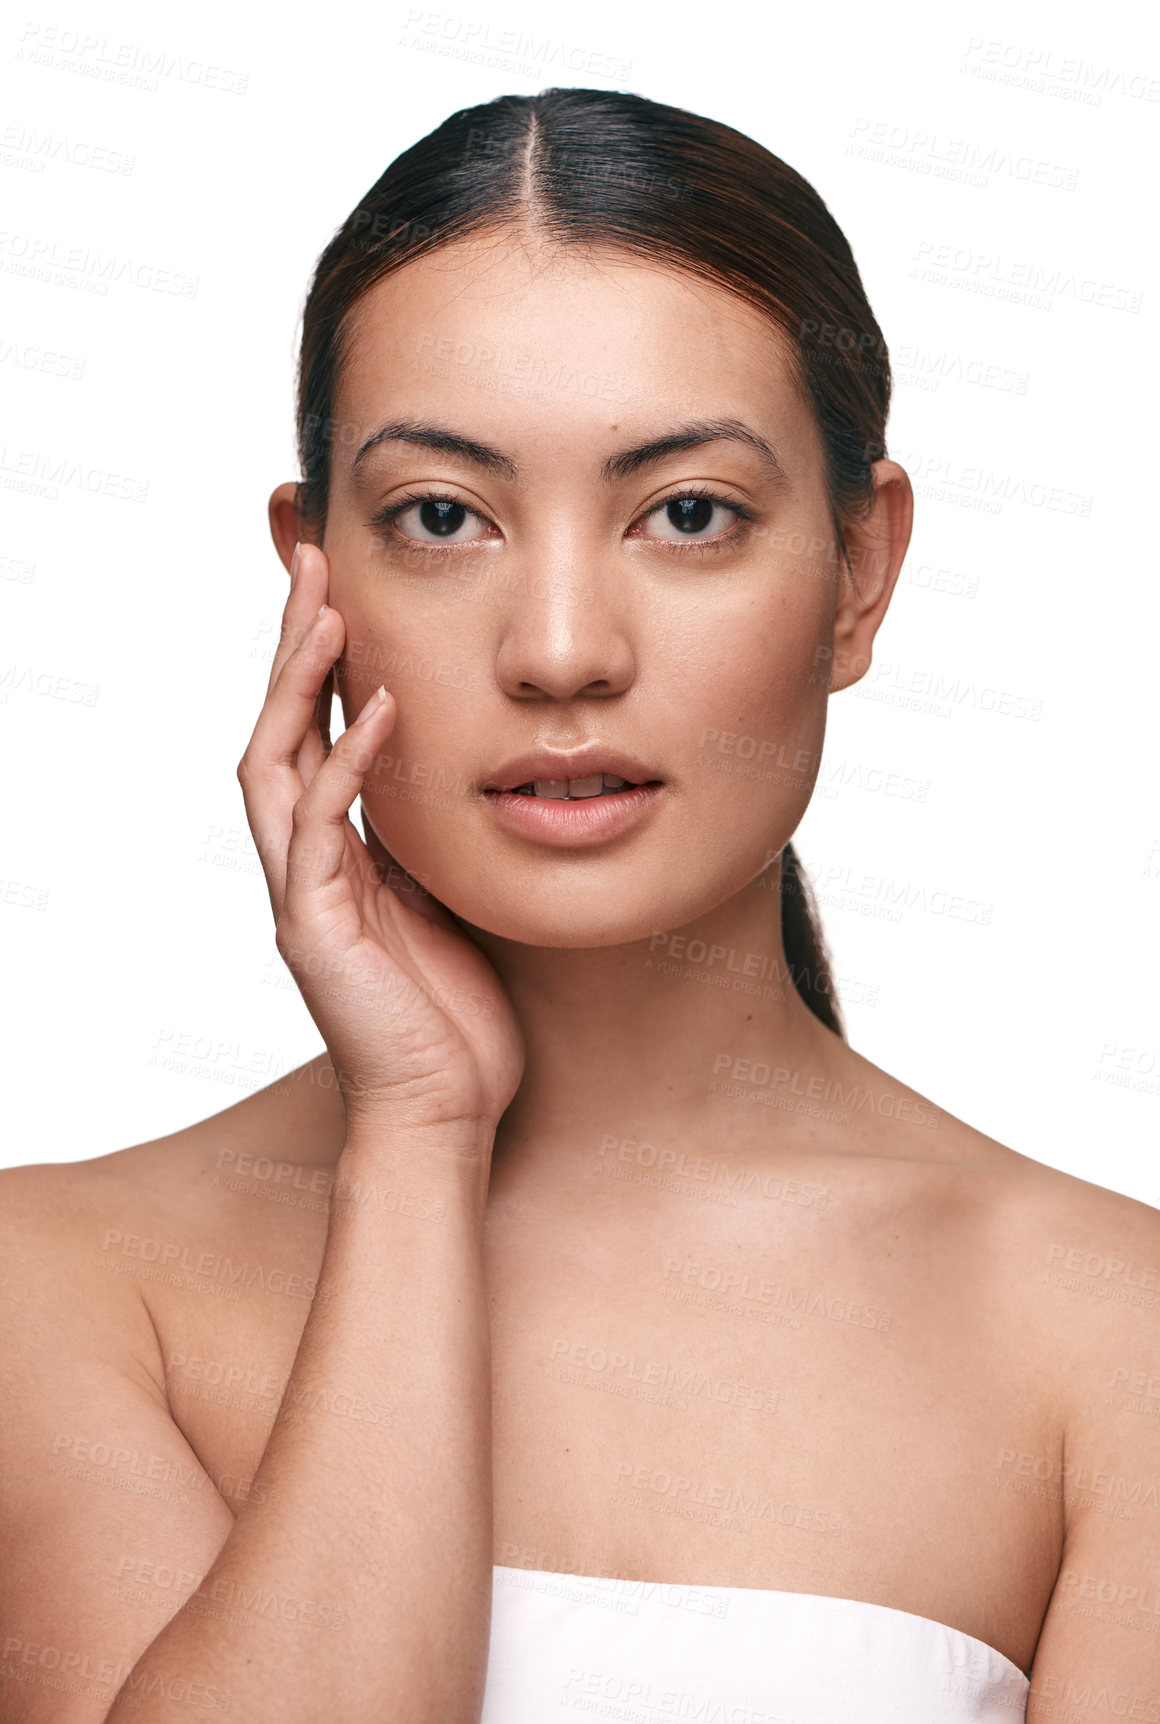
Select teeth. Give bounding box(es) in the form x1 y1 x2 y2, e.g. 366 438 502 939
516 774 637 798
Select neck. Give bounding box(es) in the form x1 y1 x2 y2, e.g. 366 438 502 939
462 871 845 1164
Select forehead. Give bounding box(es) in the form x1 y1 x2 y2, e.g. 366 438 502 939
334 234 815 466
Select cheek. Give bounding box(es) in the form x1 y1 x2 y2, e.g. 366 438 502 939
673 595 831 852
331 571 479 716
330 590 483 871
339 645 480 822
671 579 829 749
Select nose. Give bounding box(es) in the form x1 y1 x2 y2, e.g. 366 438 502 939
494 561 636 702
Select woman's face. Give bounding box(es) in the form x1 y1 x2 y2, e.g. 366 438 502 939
304 233 903 948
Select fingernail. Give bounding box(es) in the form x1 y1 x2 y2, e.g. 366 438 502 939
289 542 302 587
303 603 328 639
354 685 387 724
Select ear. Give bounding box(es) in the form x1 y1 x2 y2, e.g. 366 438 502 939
827 459 914 694
268 481 304 574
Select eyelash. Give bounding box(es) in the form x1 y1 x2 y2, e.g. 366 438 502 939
365 485 758 557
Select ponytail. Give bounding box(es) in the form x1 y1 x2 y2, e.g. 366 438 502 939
780 843 844 1038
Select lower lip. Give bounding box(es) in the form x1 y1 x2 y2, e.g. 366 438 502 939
481 784 662 847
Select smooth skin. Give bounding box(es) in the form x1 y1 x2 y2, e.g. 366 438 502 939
1 231 1158 1723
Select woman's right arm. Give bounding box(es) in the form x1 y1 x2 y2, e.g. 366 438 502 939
0 1125 494 1724
0 542 524 1724
117 1116 496 1723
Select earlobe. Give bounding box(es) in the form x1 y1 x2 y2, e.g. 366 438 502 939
268 482 304 574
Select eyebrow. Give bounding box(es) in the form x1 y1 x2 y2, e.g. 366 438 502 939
352 419 518 481
601 418 788 484
349 416 788 485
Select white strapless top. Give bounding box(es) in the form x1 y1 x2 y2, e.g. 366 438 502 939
481 1566 1029 1722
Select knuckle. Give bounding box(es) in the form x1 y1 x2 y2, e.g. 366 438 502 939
273 915 300 956
333 728 365 767
237 750 269 787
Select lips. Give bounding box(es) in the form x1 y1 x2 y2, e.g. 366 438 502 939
482 775 662 847
483 750 661 798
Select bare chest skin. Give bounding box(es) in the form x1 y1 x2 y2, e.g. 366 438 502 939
124 1063 1065 1677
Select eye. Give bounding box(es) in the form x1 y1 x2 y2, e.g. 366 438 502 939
369 491 494 546
633 489 754 545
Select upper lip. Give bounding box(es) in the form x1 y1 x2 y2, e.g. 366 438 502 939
482 747 664 793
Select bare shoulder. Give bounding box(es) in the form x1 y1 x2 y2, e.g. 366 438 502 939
0 1054 346 1386
843 1037 1153 1207
0 1052 346 1246
941 1105 1160 1678
930 1086 1160 1295
989 1127 1160 1375
0 1067 346 1723
836 1041 1160 1333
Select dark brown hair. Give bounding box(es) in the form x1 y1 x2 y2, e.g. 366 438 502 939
294 88 895 1038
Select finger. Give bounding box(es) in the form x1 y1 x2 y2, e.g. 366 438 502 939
297 666 335 792
283 685 398 904
238 604 346 913
316 666 336 752
265 541 330 699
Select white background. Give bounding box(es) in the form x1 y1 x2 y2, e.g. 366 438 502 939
2 0 1156 1199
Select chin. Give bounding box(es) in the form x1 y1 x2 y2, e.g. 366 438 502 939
446 892 666 951
443 868 759 953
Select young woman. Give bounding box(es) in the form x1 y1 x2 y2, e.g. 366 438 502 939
2 87 1156 1724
